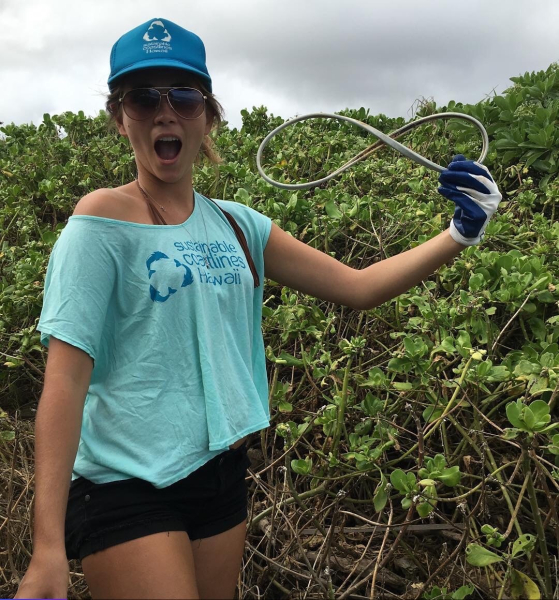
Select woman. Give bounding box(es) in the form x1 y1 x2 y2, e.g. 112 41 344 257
15 17 501 600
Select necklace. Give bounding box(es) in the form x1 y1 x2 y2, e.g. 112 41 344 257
135 179 212 269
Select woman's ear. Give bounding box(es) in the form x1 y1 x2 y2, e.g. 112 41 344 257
116 116 128 137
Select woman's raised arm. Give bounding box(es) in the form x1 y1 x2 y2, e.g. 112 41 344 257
264 155 502 310
263 223 463 311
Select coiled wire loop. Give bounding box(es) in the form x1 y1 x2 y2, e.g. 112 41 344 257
256 112 488 191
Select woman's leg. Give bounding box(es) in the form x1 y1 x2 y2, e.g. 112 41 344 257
81 530 200 599
191 519 247 600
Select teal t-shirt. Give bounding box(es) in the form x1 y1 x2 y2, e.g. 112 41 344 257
37 192 272 489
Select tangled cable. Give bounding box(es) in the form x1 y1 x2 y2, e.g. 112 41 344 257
256 112 489 191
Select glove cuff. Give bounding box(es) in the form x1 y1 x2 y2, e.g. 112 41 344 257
449 220 483 246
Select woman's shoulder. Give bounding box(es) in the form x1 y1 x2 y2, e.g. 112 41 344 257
208 198 272 247
210 198 267 221
72 185 137 221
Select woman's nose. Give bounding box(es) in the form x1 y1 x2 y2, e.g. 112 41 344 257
154 94 177 122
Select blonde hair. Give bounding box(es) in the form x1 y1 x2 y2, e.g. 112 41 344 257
105 77 224 165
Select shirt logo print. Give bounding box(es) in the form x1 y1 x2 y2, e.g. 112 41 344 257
142 20 172 55
147 251 193 303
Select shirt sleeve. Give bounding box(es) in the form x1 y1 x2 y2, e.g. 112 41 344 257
248 204 273 251
37 219 117 364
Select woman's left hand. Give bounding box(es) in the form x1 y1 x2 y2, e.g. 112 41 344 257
438 154 503 246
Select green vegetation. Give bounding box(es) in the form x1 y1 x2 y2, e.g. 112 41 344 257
1 64 558 599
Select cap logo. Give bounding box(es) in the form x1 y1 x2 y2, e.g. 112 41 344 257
142 20 172 54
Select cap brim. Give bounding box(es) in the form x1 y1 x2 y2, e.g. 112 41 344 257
108 59 212 92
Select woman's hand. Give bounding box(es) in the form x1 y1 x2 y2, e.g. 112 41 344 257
438 154 503 246
13 551 69 599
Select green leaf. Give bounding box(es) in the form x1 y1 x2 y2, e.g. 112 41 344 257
275 351 304 367
406 471 417 489
477 360 492 377
401 497 412 509
439 336 456 353
360 367 386 388
387 357 413 373
528 400 551 426
528 376 551 396
502 428 520 440
514 360 541 376
465 543 503 566
417 501 434 518
540 353 555 368
423 406 443 423
487 365 511 382
361 393 383 416
291 458 312 475
506 401 524 429
522 406 536 430
354 419 373 436
512 533 536 558
0 430 15 441
510 568 540 599
41 230 58 245
278 401 293 412
433 454 446 470
452 584 475 599
233 187 251 204
390 469 409 493
456 330 472 356
324 199 342 218
393 381 413 390
545 434 559 455
373 484 388 512
418 478 437 487
437 466 462 487
422 586 447 599
403 337 417 356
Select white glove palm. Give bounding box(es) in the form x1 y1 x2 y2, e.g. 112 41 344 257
438 154 502 246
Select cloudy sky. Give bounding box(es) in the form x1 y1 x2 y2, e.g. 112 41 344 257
1 0 557 130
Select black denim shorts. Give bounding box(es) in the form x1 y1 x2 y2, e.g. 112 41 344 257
65 442 251 561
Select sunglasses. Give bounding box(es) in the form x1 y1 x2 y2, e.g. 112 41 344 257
118 87 207 121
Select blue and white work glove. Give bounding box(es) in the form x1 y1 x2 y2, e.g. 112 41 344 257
438 155 502 246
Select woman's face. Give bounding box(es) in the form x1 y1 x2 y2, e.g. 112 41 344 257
116 67 213 183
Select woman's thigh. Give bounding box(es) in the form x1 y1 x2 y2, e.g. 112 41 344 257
191 519 247 600
81 530 199 600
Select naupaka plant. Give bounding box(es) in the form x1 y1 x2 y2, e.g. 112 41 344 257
418 454 462 487
3 63 559 599
389 456 462 518
503 398 557 438
466 534 540 600
389 469 437 518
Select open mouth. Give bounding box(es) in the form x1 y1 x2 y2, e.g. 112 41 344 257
154 137 183 161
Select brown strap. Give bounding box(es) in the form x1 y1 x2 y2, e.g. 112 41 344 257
205 197 261 288
141 190 260 287
145 198 167 225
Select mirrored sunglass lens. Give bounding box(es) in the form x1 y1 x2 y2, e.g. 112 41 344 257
169 89 204 117
125 89 160 118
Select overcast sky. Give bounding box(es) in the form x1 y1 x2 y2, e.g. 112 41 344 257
1 0 558 130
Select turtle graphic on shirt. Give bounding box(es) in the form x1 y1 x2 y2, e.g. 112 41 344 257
143 21 172 43
147 251 193 303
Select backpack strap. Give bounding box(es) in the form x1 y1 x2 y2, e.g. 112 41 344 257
203 196 260 289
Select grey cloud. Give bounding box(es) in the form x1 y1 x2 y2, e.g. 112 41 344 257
1 0 557 130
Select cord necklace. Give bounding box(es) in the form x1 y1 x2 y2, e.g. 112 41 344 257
135 179 212 269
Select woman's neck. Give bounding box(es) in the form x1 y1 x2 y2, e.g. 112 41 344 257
136 170 195 213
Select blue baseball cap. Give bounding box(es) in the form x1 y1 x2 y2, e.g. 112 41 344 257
108 18 212 92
